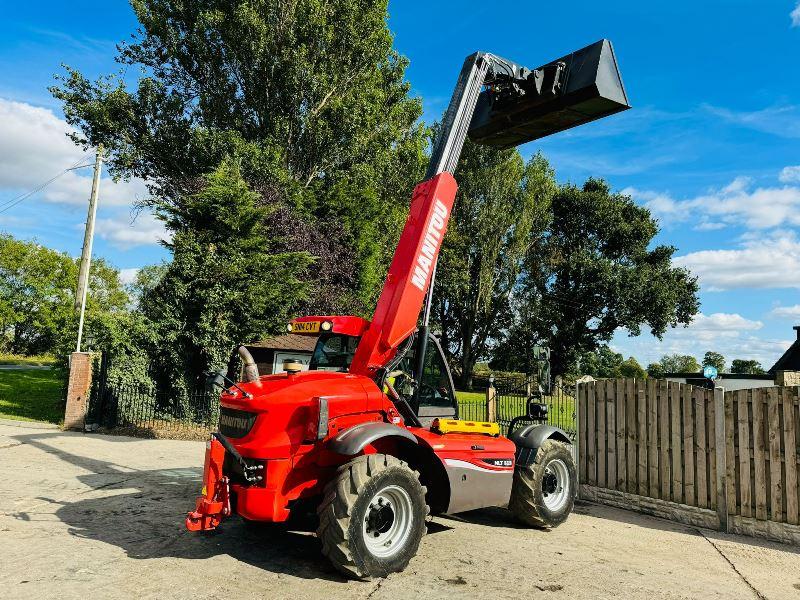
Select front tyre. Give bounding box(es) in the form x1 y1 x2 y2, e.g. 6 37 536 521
509 439 576 528
316 454 428 579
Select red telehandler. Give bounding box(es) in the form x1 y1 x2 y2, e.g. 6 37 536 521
186 39 629 579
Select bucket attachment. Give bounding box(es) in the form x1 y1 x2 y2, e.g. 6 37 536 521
468 39 630 148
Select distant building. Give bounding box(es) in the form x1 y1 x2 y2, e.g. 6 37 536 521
769 325 800 387
666 325 800 390
769 325 800 373
663 372 775 391
244 334 316 375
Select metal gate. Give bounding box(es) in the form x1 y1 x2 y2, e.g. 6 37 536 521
493 376 577 439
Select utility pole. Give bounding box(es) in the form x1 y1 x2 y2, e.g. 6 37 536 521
75 145 103 353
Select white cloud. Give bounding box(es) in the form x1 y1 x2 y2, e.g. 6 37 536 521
771 304 800 319
0 97 148 209
614 313 791 368
674 231 800 291
780 165 800 183
624 174 800 230
118 268 140 286
792 3 800 27
704 103 800 138
95 212 170 249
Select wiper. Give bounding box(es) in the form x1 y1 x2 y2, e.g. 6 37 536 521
205 371 252 399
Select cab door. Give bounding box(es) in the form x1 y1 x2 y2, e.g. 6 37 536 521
414 335 458 426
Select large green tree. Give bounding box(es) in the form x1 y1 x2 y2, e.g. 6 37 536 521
52 0 427 314
508 179 699 377
731 359 765 375
137 160 311 403
648 354 701 376
702 351 726 373
433 142 555 388
0 235 128 356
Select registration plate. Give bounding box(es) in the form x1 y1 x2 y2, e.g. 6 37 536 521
292 321 320 333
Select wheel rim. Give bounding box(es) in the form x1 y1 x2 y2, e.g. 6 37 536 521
541 458 570 512
362 485 414 558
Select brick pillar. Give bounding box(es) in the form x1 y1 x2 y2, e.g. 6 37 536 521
64 352 93 430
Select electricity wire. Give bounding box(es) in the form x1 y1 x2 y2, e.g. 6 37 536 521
0 154 93 215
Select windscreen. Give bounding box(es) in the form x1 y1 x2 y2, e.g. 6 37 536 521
310 333 361 372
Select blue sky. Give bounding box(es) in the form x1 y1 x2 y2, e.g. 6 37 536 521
1 1 799 369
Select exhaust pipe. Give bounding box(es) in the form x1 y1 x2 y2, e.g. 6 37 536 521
238 346 259 383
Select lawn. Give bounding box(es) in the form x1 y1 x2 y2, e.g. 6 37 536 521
0 368 64 424
455 390 485 404
0 353 57 366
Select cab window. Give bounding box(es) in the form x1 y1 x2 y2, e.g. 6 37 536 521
395 337 455 411
417 344 455 408
310 333 360 372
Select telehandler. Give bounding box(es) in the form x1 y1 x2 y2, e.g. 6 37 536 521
187 39 629 579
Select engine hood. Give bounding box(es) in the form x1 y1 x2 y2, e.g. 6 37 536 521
220 370 375 412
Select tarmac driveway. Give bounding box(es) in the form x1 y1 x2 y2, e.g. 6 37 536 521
1 420 798 600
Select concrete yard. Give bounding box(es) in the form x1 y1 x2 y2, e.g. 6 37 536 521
1 419 798 600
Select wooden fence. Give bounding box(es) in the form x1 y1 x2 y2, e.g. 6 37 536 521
577 379 800 544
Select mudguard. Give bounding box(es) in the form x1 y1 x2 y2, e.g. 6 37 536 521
328 422 418 456
508 424 571 466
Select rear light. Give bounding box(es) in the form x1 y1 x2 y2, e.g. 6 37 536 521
304 397 329 442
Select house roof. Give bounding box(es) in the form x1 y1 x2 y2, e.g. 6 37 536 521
246 334 317 353
769 326 800 374
665 372 775 380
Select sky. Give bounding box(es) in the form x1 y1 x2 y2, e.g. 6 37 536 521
0 1 798 370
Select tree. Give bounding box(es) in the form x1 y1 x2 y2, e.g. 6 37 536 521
51 0 427 314
571 347 646 379
434 143 555 387
0 235 128 356
619 356 647 379
512 179 699 377
657 353 701 373
576 346 623 378
138 160 312 403
647 362 665 379
731 359 765 375
702 351 726 373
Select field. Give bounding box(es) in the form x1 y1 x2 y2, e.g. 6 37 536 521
0 368 63 423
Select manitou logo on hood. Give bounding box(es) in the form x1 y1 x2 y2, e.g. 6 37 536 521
411 198 449 291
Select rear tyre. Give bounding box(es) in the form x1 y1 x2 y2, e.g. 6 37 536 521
316 454 428 579
509 439 576 528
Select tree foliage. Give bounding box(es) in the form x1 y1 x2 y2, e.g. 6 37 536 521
649 353 701 375
731 359 765 375
0 235 128 356
499 179 699 377
702 351 726 373
573 346 646 379
137 160 312 400
51 0 427 314
434 143 555 387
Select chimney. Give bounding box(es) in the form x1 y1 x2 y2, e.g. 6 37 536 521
795 325 800 341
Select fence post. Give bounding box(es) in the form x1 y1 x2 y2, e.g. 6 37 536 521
714 386 729 532
486 376 497 422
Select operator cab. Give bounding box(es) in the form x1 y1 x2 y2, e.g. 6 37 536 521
290 317 457 426
387 333 458 427
310 332 360 372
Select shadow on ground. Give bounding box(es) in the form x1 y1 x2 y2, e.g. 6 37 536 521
7 431 455 582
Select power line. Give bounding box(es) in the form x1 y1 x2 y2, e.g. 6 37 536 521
0 154 92 215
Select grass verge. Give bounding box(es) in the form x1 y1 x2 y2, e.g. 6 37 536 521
0 368 64 424
0 353 57 366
